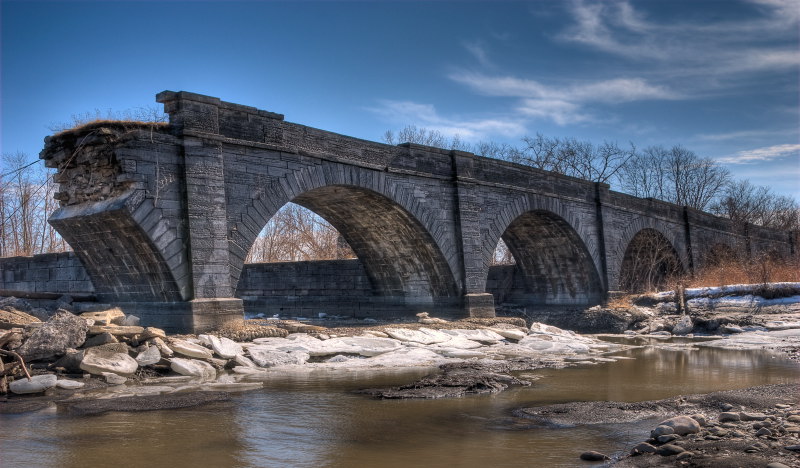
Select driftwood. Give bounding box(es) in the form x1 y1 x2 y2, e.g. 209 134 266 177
0 349 31 380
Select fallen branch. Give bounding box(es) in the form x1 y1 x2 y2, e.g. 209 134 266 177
0 349 31 380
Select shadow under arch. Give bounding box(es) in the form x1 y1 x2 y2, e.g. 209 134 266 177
236 184 459 310
619 228 684 293
492 210 604 306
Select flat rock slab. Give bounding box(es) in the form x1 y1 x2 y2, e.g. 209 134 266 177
247 347 310 367
170 357 216 379
384 328 450 344
135 345 162 366
170 339 213 359
88 325 144 336
57 391 231 416
9 374 58 394
208 335 243 359
80 351 139 376
441 328 505 343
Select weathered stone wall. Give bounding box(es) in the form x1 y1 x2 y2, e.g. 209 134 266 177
237 260 515 318
35 90 796 332
0 252 94 294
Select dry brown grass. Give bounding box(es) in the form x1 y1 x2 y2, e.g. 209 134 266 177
688 255 799 288
53 119 169 137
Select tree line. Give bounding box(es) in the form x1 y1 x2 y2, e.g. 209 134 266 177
385 126 800 232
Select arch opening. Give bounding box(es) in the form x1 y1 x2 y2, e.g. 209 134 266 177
619 228 683 293
236 185 459 317
487 210 603 307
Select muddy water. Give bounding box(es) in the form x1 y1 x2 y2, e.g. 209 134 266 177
2 342 798 468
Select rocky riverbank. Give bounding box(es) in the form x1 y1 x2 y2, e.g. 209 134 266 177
515 384 799 467
1 297 635 413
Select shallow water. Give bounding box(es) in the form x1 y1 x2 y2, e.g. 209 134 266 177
2 342 798 468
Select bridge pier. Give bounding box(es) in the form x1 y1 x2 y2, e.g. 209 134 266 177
464 293 496 318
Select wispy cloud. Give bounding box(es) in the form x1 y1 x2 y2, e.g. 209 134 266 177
558 0 800 81
463 40 494 68
716 143 800 164
696 129 798 142
367 100 526 140
449 72 679 125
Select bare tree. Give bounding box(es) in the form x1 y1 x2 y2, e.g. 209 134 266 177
618 145 730 211
619 228 683 293
0 153 67 257
511 134 634 184
711 180 800 231
246 203 355 263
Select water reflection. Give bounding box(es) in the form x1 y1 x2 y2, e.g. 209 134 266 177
1 345 797 468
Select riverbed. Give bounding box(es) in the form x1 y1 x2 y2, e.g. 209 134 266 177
1 339 798 468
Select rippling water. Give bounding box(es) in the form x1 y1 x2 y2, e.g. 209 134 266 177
2 342 798 468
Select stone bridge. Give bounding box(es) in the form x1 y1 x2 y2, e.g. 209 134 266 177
38 91 796 332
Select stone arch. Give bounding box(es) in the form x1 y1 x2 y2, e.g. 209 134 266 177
230 164 459 306
480 194 603 291
480 194 604 305
618 228 685 293
609 218 688 291
48 190 186 302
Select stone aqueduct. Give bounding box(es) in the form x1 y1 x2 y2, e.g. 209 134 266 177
29 91 795 333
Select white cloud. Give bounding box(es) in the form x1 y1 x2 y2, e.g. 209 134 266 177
448 72 679 125
463 41 493 68
368 99 526 141
558 0 800 82
696 129 797 142
716 143 800 163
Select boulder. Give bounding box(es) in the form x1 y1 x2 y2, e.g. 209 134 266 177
80 350 139 375
248 347 310 367
234 353 258 368
0 308 41 329
120 315 140 326
740 412 768 421
207 335 243 359
672 315 694 335
719 411 741 422
51 349 86 372
170 339 213 359
488 327 527 341
102 372 127 385
9 374 59 394
79 308 125 326
631 442 657 455
140 327 167 340
16 310 89 361
55 379 85 390
579 451 609 461
82 332 118 348
656 444 685 456
149 337 173 356
657 416 701 436
651 425 675 438
170 357 216 379
135 345 162 366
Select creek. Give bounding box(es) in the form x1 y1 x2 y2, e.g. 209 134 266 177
1 338 798 468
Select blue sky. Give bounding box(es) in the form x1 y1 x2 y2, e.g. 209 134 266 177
2 0 798 199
